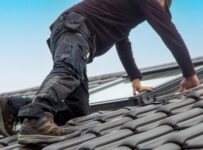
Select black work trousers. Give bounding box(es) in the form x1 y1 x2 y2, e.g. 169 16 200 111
18 12 91 124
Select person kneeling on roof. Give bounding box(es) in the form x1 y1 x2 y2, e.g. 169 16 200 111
0 0 200 144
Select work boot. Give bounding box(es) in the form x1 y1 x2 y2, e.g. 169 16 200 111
0 96 18 136
18 112 81 145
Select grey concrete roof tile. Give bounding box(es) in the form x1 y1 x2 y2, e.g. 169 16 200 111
11 145 43 150
158 108 203 129
67 112 103 125
163 122 203 147
87 117 133 136
187 87 203 100
111 147 131 150
185 134 203 148
136 110 157 118
0 135 17 147
121 112 167 132
94 108 130 122
139 122 203 149
170 104 193 114
137 133 173 149
153 143 181 150
78 129 133 150
99 126 121 136
95 137 130 150
43 133 97 150
192 100 203 109
119 125 173 148
136 120 162 133
157 98 197 115
124 105 159 119
177 114 203 129
76 120 103 131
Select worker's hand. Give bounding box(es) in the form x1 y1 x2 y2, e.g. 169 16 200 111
179 74 200 92
132 79 155 95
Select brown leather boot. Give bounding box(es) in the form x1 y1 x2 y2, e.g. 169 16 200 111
0 96 18 136
18 112 80 145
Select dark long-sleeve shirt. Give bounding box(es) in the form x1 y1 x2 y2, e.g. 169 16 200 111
69 0 195 80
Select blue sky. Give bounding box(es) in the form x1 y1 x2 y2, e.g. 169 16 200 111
0 0 203 92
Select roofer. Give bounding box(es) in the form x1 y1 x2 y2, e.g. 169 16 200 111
0 0 200 144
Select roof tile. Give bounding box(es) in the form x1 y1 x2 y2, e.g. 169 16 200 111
153 143 181 150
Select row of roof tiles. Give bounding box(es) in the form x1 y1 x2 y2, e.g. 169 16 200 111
1 57 203 149
0 86 203 150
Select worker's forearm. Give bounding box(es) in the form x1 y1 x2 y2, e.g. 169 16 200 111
116 38 142 80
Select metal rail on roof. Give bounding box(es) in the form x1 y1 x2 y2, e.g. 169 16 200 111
89 78 127 94
90 66 203 111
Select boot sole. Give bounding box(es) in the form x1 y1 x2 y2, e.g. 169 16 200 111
0 106 10 136
18 130 81 145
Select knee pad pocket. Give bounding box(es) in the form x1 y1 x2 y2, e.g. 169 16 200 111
54 38 86 79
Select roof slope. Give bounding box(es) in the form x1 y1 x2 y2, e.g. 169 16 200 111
0 74 203 149
1 57 203 150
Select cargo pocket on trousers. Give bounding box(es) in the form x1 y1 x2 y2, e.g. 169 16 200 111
54 42 86 79
64 11 86 31
70 43 86 77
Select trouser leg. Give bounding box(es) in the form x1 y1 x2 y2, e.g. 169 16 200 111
18 32 89 120
8 96 32 116
65 67 89 117
55 68 89 125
